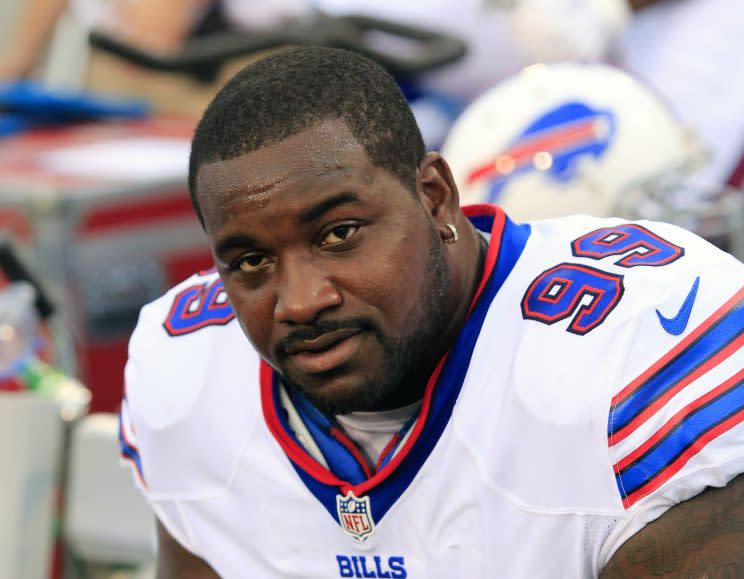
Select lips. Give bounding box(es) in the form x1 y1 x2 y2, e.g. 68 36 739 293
284 328 363 374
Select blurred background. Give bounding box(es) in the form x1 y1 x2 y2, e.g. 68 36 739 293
0 0 742 577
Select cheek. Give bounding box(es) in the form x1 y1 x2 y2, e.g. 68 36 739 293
348 231 433 323
226 286 275 351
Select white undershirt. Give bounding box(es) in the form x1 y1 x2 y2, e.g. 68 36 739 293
335 400 422 467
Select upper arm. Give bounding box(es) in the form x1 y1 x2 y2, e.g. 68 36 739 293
627 0 666 11
156 519 220 579
601 473 744 578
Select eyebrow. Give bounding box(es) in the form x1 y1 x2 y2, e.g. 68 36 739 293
297 192 361 225
214 234 258 261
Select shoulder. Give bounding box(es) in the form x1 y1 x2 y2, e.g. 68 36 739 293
133 268 235 349
456 214 743 515
481 214 741 417
126 270 242 427
511 215 742 348
122 270 262 498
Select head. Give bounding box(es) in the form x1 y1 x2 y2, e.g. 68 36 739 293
191 47 481 414
189 46 425 225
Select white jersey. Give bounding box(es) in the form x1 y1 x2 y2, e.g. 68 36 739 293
121 205 744 578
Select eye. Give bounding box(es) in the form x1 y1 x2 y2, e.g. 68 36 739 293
320 224 359 247
232 253 271 273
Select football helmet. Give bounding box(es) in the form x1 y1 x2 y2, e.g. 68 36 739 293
442 62 744 258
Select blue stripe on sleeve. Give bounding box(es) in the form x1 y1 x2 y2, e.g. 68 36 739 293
611 305 744 434
617 377 744 495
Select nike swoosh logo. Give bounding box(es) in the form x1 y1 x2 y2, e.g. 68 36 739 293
656 276 700 335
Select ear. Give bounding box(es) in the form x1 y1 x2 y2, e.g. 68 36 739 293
416 152 461 226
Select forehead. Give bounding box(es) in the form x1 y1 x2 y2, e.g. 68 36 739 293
195 119 378 223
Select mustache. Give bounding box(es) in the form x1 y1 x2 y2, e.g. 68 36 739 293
274 317 376 359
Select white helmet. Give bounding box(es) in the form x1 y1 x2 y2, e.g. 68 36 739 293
442 62 744 258
443 62 707 220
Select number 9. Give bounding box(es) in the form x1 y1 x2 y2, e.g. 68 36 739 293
521 263 625 335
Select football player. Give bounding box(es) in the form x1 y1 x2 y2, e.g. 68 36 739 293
121 47 744 577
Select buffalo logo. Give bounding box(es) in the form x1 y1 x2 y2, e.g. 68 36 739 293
337 491 375 541
466 101 616 203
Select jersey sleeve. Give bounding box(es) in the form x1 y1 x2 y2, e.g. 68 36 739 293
599 221 744 567
119 300 202 556
117 270 239 557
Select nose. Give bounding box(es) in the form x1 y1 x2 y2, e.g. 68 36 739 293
273 256 342 325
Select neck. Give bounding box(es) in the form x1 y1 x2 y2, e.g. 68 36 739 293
392 218 488 408
449 218 489 332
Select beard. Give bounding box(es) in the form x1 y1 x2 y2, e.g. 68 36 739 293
276 223 452 416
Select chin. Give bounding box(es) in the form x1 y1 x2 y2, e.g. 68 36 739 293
286 369 389 416
303 379 372 416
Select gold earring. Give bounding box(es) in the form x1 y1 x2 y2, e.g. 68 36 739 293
444 223 459 244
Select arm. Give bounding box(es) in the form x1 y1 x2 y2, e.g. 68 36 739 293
0 0 68 80
106 0 210 55
601 473 744 577
627 0 668 10
156 518 220 579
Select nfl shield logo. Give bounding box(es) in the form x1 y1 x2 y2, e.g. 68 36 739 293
336 491 375 541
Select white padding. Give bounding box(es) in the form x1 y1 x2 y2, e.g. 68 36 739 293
64 413 155 563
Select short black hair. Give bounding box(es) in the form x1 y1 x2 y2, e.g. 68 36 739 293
189 46 426 225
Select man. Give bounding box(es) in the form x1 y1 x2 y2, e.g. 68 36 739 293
120 47 744 577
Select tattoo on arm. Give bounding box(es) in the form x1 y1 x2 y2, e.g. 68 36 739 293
601 473 744 578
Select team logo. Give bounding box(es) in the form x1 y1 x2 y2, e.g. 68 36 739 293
337 491 375 541
466 101 616 202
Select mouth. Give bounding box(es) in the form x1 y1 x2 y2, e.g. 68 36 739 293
284 328 363 375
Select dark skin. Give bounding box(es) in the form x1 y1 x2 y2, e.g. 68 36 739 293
628 0 668 10
156 119 743 577
601 473 744 578
156 520 220 578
